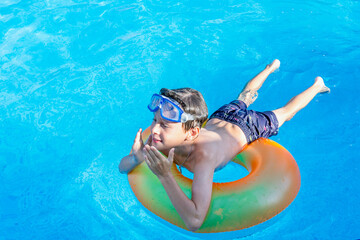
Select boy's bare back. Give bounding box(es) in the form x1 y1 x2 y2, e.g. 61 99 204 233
180 118 248 173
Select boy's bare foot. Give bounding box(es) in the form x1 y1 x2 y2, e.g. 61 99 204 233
266 59 280 73
314 76 330 93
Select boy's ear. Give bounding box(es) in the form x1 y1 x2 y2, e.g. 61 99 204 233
186 127 200 141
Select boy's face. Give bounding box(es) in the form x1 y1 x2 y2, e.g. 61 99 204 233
150 110 187 151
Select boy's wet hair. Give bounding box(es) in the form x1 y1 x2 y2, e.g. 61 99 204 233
160 88 208 131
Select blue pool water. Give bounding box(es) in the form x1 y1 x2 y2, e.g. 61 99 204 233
1 0 359 239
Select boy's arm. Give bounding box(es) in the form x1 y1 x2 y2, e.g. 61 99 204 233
118 153 144 174
159 159 214 231
144 146 214 232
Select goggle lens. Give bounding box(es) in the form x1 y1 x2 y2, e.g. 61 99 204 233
162 99 180 120
149 95 162 111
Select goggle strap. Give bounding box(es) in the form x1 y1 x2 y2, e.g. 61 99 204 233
181 113 195 123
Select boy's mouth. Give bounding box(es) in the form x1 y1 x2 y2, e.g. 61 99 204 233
152 137 162 144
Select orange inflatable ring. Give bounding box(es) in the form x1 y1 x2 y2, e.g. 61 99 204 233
128 127 301 233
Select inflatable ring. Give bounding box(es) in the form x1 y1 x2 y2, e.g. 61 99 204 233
128 127 301 233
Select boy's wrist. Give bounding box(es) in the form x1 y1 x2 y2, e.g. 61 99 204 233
158 172 172 181
133 152 144 164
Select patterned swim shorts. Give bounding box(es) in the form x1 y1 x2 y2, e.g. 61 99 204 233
209 100 279 143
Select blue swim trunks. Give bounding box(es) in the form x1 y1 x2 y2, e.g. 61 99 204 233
209 100 279 144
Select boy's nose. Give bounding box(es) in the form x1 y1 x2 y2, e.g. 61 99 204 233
151 123 161 135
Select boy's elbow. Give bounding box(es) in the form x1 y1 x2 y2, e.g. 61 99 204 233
119 154 139 174
188 225 201 232
186 217 204 232
118 162 129 174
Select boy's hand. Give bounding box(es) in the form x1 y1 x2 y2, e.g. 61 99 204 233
132 128 152 163
143 145 174 178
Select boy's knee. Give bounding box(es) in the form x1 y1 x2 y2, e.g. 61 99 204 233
237 90 258 106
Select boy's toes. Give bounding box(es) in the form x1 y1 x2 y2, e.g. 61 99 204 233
267 59 280 73
315 76 330 93
320 85 330 94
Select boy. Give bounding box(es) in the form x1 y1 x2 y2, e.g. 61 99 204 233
119 59 330 232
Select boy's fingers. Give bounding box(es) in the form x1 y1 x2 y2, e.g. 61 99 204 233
139 128 143 140
152 147 164 160
134 129 145 146
143 150 150 163
144 155 152 168
148 147 159 163
168 148 175 164
145 145 157 162
146 135 152 145
144 146 154 164
134 129 141 142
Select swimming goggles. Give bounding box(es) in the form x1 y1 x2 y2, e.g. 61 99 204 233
148 94 195 123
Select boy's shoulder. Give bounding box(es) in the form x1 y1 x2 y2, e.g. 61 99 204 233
191 136 219 165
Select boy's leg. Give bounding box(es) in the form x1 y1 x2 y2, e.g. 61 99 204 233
237 59 280 107
272 77 330 128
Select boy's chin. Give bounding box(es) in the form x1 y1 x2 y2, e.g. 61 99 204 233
152 141 164 149
152 143 171 153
